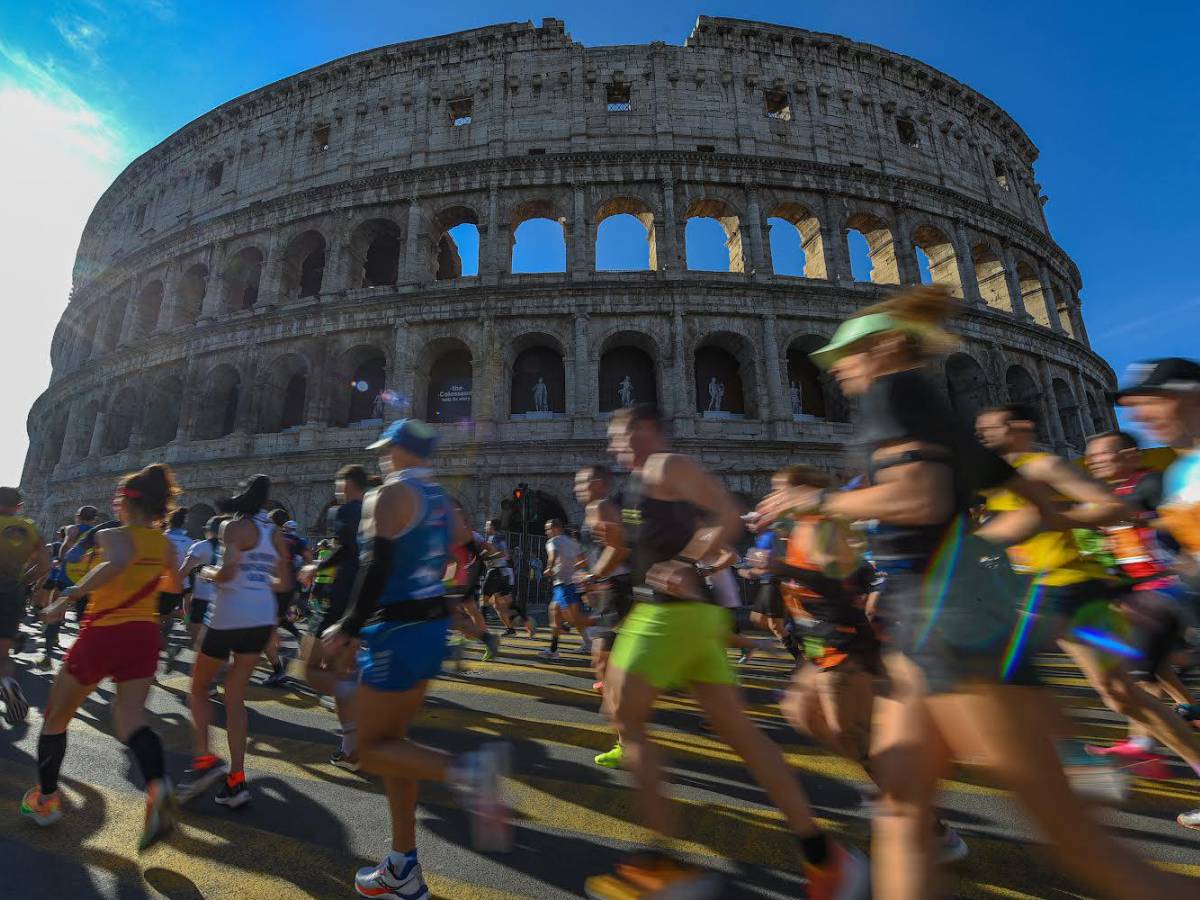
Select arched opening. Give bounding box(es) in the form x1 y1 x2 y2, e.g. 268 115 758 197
1088 390 1107 436
257 353 309 433
694 336 754 417
282 375 307 430
1054 378 1084 450
176 263 209 324
143 376 182 448
845 213 898 284
184 502 216 539
511 202 567 274
502 488 569 534
912 224 962 297
767 202 825 278
42 415 67 471
1005 365 1048 443
972 243 1013 313
599 344 657 412
282 230 327 299
786 336 845 421
595 198 657 271
685 199 743 273
223 249 261 311
1016 260 1050 327
423 346 474 424
195 365 241 440
67 400 100 462
348 356 387 425
945 353 991 425
511 343 566 417
350 218 403 288
433 207 480 280
132 281 163 339
98 296 126 352
102 387 140 455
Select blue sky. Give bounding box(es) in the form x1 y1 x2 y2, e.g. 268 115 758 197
2 0 1197 483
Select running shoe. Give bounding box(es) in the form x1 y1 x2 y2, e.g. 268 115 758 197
452 741 512 852
585 851 724 899
262 668 289 688
138 778 177 852
215 777 251 809
936 826 969 864
1084 740 1172 779
737 650 752 664
34 654 53 672
0 677 29 726
1061 746 1131 803
804 843 871 900
19 787 62 827
330 750 361 772
538 649 560 661
502 627 517 637
1178 808 1200 830
1084 738 1155 759
1175 702 1200 722
592 681 605 693
594 743 624 769
176 755 227 803
481 631 499 662
354 854 430 900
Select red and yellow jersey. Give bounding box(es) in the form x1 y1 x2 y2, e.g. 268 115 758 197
86 526 168 627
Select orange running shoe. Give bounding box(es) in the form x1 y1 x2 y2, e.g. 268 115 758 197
585 851 724 899
19 787 62 827
804 842 870 900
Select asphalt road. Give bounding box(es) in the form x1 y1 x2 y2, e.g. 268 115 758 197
1 613 1198 899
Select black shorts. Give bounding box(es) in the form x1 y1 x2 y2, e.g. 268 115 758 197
200 625 273 659
0 581 22 640
275 590 295 622
314 595 348 639
752 581 785 620
1041 580 1120 622
189 598 210 625
1122 590 1183 681
158 592 183 617
591 574 635 651
481 569 513 597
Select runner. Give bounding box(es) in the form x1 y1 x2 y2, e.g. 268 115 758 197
539 518 589 661
178 474 293 809
159 506 192 671
585 404 867 900
179 517 221 648
321 419 510 900
1117 356 1200 829
756 285 1189 899
479 519 522 637
20 465 181 851
574 465 634 767
0 487 49 724
60 505 100 623
444 523 500 663
37 526 68 670
263 509 306 687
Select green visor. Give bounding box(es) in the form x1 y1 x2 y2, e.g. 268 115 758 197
809 312 901 370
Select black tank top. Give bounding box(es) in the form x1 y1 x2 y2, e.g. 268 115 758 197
620 470 703 589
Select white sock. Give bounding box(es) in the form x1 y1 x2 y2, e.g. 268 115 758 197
341 725 357 755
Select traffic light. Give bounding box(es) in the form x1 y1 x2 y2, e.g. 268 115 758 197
513 484 525 502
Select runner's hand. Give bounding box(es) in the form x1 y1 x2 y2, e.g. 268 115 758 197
755 487 822 526
297 564 317 589
645 560 704 601
322 623 357 658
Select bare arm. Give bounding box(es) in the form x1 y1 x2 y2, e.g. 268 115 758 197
824 444 955 525
203 520 246 584
1019 454 1130 528
66 528 134 596
23 533 51 585
160 541 183 594
271 527 295 591
587 500 631 580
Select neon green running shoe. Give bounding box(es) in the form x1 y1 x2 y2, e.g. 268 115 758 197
594 743 624 768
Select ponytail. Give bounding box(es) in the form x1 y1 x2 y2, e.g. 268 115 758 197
120 464 178 522
222 474 271 518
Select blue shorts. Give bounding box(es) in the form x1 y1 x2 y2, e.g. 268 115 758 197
551 583 581 607
357 617 450 692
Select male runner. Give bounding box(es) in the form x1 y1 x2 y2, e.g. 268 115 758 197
585 405 866 899
539 519 588 660
1118 356 1200 828
322 419 510 899
479 519 522 637
263 510 307 687
60 505 100 623
0 487 49 725
37 526 69 670
180 517 221 648
159 506 192 671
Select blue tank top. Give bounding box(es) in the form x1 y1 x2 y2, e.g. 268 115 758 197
380 468 452 605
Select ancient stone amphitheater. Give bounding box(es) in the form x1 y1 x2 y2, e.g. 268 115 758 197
21 16 1115 534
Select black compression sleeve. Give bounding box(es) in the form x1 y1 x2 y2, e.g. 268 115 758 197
338 536 394 638
316 544 348 571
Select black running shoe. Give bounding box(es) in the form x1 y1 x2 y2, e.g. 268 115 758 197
215 779 251 809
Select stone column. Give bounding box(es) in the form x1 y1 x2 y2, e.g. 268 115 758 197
1067 294 1090 346
658 178 682 273
1038 265 1064 334
305 341 330 426
569 184 593 279
483 182 502 280
818 197 851 281
403 198 426 285
1001 245 1031 320
157 262 180 331
1071 369 1096 438
173 358 203 445
891 209 921 285
200 243 229 320
761 315 788 433
118 280 141 347
259 232 288 309
88 410 107 459
670 309 694 436
572 313 592 437
475 316 498 440
1037 359 1067 450
234 353 259 434
391 324 417 419
743 185 770 277
953 223 983 306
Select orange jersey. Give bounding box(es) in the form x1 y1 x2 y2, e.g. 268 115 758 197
86 526 168 627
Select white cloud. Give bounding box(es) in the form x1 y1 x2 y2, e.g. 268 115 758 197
52 13 108 67
0 44 131 483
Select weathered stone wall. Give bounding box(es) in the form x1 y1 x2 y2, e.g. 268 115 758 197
23 16 1113 534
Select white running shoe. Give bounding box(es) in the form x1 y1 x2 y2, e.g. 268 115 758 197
537 649 560 660
936 826 969 864
354 855 430 900
453 742 513 853
0 677 29 726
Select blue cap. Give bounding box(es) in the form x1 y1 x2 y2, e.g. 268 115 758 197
365 418 439 457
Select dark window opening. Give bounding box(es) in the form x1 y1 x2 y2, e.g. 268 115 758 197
281 375 307 429
348 357 387 424
312 125 331 151
426 349 473 423
527 148 546 155
786 348 828 419
896 118 918 148
220 383 240 437
993 160 1009 191
449 97 473 126
134 204 146 229
511 347 565 416
205 161 224 191
765 90 792 121
299 248 325 297
363 232 401 287
696 144 716 153
606 82 631 112
599 346 656 413
694 346 746 416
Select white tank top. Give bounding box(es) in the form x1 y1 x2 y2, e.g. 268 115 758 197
186 539 216 602
164 529 192 586
207 512 279 630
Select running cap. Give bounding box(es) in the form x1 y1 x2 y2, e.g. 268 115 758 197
204 516 221 534
365 418 438 458
1116 358 1200 399
283 520 298 532
811 313 909 369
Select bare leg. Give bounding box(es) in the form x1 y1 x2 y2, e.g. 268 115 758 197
189 648 223 758
606 664 669 834
42 668 97 734
222 653 261 774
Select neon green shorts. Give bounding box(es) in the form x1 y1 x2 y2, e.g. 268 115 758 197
609 601 736 691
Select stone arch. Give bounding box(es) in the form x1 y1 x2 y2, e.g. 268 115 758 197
510 199 567 274
1054 377 1084 450
785 334 845 421
767 201 825 279
684 197 744 273
971 241 1013 313
845 211 898 284
41 413 68 471
281 230 327 299
258 352 311 432
223 249 262 311
416 338 474 424
143 374 183 448
694 331 757 417
1005 364 1049 443
329 344 389 427
599 330 658 412
595 196 658 272
945 353 991 424
132 280 164 339
911 223 963 297
194 363 242 440
509 332 567 417
67 398 101 462
1015 258 1051 327
348 217 403 288
102 385 141 455
98 293 127 352
432 205 479 281
1087 389 1107 435
176 263 209 324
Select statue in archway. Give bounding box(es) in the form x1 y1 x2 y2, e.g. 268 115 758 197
707 376 725 412
618 375 635 408
790 380 803 416
533 376 549 413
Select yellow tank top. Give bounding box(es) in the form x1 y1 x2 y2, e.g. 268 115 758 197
984 452 1112 587
0 515 38 583
87 526 167 627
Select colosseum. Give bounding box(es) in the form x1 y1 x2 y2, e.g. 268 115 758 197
21 15 1115 536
